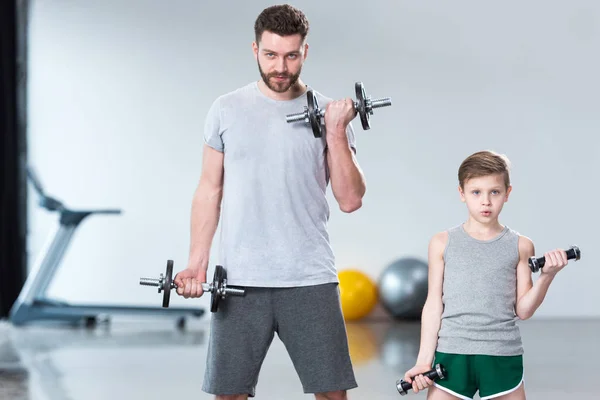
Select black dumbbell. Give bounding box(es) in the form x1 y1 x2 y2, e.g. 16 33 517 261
285 82 392 138
396 363 447 396
528 245 581 273
139 260 246 312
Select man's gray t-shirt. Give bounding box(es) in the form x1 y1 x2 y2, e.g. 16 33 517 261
203 81 356 287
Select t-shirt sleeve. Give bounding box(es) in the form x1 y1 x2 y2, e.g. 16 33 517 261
347 121 357 154
203 97 224 152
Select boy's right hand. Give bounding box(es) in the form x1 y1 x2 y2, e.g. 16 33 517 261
403 364 435 393
173 267 207 299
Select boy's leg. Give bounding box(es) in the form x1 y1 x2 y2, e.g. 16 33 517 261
476 354 524 400
491 383 526 400
202 287 276 398
273 283 358 397
430 351 477 399
427 386 466 399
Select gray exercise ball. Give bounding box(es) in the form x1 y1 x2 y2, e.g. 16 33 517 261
378 257 428 319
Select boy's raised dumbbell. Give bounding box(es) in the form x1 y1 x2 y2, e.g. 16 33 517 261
528 245 581 273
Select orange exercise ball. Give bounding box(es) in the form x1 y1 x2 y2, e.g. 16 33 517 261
338 269 378 321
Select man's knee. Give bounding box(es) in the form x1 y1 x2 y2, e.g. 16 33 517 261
215 395 248 400
315 390 347 400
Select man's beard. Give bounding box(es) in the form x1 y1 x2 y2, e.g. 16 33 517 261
257 60 301 93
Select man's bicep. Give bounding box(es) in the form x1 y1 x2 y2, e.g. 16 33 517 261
199 144 224 194
203 98 224 152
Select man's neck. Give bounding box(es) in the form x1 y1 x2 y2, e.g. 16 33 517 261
257 79 307 101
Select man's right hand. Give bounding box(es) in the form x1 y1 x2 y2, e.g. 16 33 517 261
174 267 207 299
403 364 435 394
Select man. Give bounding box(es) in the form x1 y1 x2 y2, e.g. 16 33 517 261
174 4 366 399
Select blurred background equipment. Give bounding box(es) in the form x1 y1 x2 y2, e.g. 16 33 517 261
338 269 379 321
9 166 204 328
378 257 428 320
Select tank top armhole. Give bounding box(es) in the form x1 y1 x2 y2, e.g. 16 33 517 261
515 232 522 262
442 230 451 263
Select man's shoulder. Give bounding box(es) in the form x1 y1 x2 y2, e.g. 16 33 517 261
212 82 258 106
308 86 334 104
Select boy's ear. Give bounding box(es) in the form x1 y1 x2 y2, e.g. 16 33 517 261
458 185 466 202
505 185 512 201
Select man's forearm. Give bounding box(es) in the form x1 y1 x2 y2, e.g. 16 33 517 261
516 273 555 320
188 186 222 271
327 133 366 212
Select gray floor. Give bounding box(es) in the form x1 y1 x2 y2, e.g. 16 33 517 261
0 316 598 400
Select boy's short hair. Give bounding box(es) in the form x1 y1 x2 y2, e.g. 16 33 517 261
458 150 511 189
254 4 310 44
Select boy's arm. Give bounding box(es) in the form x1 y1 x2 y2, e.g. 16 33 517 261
515 236 568 320
415 231 447 366
186 144 225 278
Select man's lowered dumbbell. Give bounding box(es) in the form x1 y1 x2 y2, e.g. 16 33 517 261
396 363 447 396
285 81 392 138
139 260 246 312
528 245 581 273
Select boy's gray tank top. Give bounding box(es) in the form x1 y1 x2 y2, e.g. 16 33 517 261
437 224 524 356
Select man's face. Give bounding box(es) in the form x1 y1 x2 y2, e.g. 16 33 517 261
253 31 308 93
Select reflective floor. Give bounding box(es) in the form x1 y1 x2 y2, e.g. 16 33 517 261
1 316 598 399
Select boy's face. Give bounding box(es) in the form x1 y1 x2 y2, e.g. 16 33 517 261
459 173 512 223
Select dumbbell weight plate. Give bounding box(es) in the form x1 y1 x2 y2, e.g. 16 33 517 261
355 82 370 130
210 265 224 312
163 260 173 308
307 90 323 138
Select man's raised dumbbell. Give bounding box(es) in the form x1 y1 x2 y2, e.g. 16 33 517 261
139 260 246 312
286 81 392 138
528 245 581 273
396 364 447 396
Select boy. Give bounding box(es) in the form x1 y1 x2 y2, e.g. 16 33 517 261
403 150 570 399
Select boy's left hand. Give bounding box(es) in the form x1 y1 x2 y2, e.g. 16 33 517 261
541 249 569 276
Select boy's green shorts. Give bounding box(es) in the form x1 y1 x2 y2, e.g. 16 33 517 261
432 351 524 399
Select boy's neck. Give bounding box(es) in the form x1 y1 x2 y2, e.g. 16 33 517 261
462 218 504 240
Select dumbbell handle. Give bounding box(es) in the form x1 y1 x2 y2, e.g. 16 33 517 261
139 277 245 296
528 245 581 272
201 282 246 297
366 97 393 110
396 364 446 396
285 97 392 123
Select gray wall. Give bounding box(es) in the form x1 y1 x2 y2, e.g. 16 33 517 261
26 0 599 317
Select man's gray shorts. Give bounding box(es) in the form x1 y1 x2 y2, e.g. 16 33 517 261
201 283 358 397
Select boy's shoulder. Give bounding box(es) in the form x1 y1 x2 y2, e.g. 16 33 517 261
429 229 450 248
507 226 534 245
517 232 534 255
431 224 462 241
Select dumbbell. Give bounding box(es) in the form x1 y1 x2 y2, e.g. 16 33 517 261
396 363 447 396
528 245 581 273
139 260 246 312
285 81 392 138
